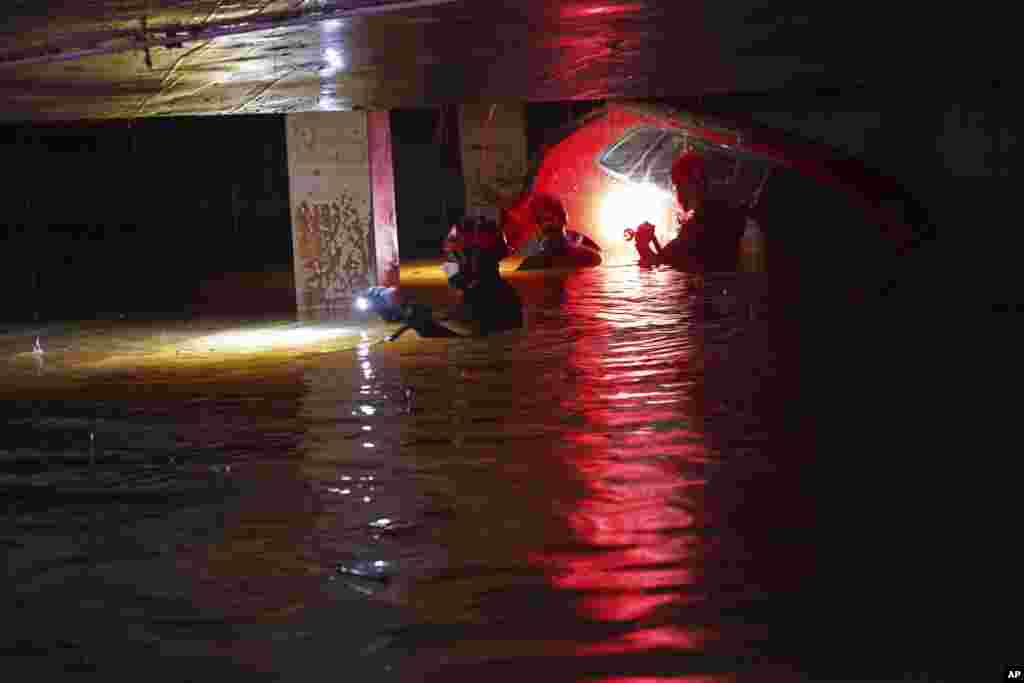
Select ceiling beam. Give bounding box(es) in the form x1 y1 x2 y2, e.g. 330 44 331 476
0 0 457 70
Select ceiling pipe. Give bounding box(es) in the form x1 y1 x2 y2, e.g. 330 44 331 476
0 0 457 69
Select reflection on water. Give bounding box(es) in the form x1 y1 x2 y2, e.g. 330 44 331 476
1 263 816 681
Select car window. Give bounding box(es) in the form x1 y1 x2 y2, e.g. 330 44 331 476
644 133 689 192
599 127 668 181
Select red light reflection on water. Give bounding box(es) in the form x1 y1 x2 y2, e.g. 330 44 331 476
577 625 714 655
530 267 710 637
561 3 645 18
576 592 684 622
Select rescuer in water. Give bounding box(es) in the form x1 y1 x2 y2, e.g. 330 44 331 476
532 192 570 257
626 150 759 271
515 192 601 270
357 214 523 339
657 150 750 270
624 220 662 266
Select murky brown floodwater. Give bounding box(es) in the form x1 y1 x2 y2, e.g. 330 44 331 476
1 261 832 681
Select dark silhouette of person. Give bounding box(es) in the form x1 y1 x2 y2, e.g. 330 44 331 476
627 221 662 266
362 215 522 339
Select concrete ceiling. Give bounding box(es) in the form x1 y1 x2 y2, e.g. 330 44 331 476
0 1 990 122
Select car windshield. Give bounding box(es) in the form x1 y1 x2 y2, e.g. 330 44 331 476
599 126 776 206
598 127 667 182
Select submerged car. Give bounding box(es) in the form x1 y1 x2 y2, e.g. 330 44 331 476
503 100 923 271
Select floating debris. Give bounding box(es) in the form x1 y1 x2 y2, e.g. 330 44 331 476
335 559 395 582
368 517 418 534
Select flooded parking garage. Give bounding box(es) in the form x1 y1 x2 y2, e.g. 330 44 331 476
0 253 949 682
0 2 981 678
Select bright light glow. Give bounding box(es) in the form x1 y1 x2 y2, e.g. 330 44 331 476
324 48 343 70
230 59 265 80
317 94 346 111
355 297 370 311
597 182 676 264
193 326 351 352
322 19 344 31
360 405 376 415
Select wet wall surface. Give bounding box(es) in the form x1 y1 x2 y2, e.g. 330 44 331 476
0 257 953 681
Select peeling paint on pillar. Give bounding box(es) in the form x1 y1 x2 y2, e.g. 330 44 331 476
459 102 529 217
367 111 400 289
285 111 373 317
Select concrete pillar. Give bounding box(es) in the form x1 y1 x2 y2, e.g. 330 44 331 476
458 102 529 219
285 110 399 317
367 111 400 288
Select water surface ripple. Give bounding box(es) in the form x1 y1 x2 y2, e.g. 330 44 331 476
2 265 819 682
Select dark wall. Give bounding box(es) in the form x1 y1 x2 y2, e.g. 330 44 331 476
0 115 293 322
390 107 465 260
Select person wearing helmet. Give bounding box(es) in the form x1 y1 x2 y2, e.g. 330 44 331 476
514 192 601 270
443 214 511 290
441 214 520 335
659 151 747 270
670 150 709 220
360 213 522 339
530 192 570 257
